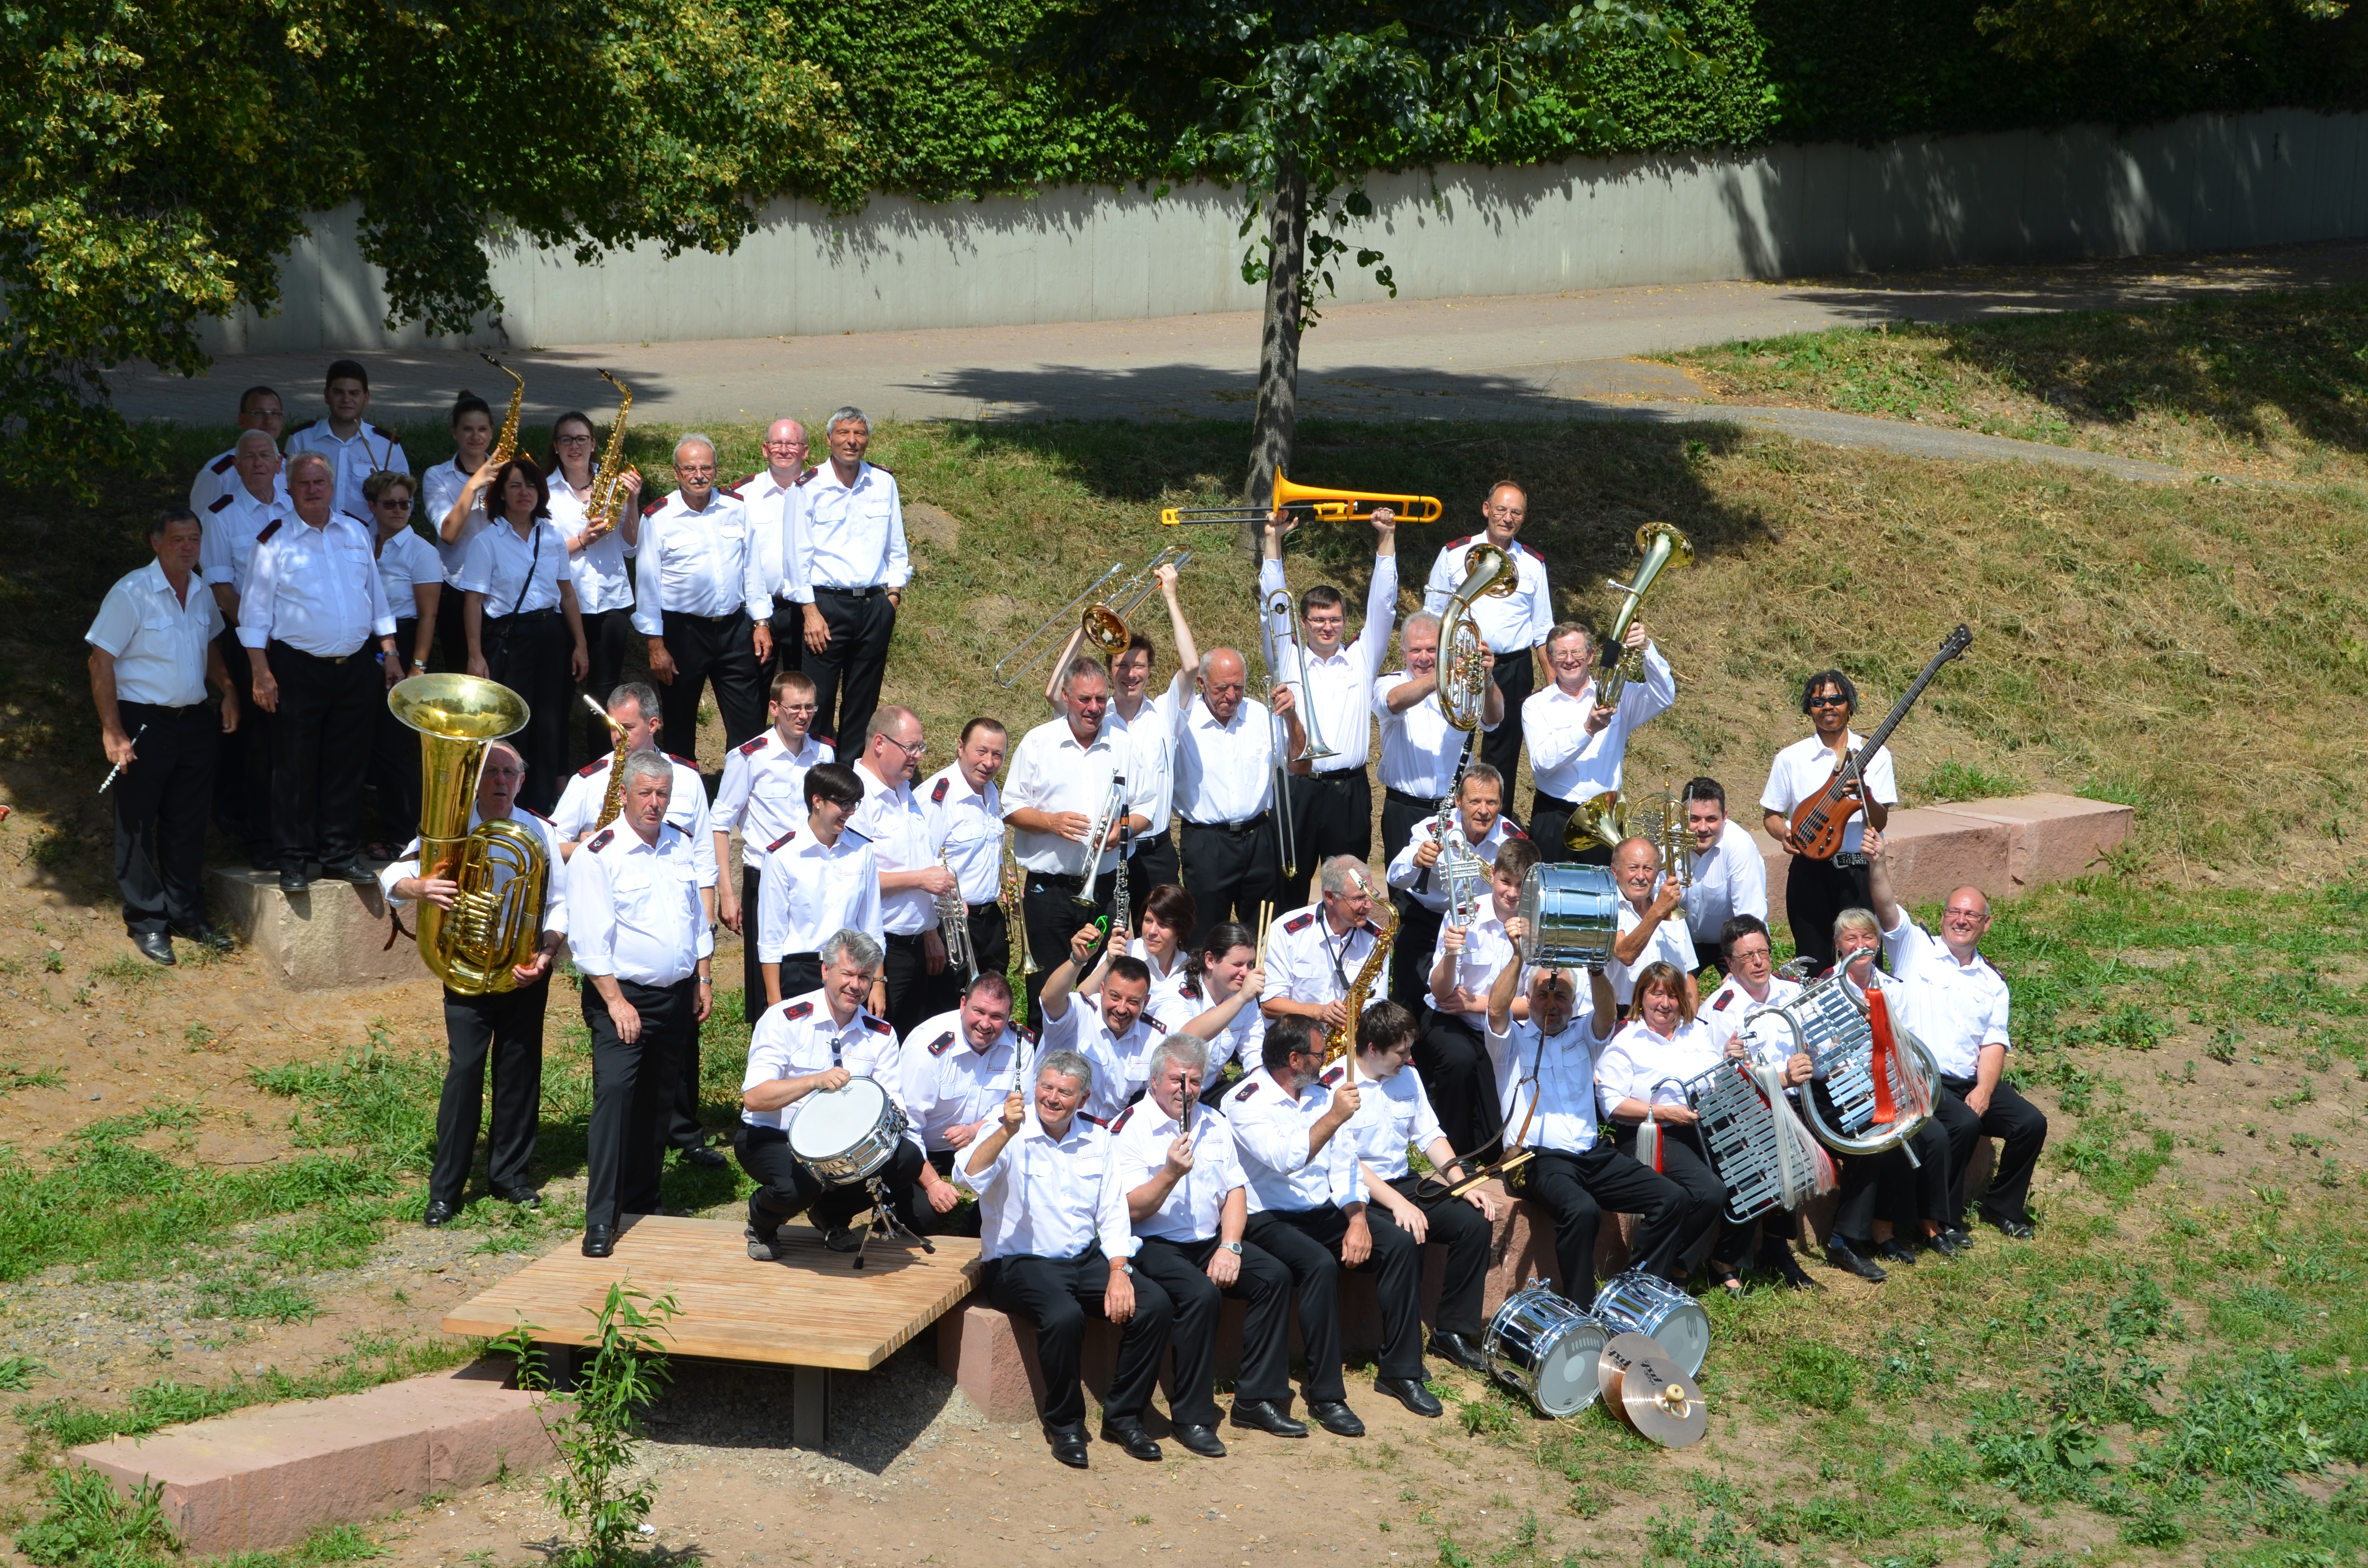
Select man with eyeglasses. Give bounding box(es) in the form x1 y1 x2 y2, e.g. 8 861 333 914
740 418 814 691
1419 481 1550 786
631 432 771 765
190 385 288 515
1521 619 1670 866
713 669 836 1008
791 406 908 752
851 704 961 1038
1171 648 1304 948
1759 668 1895 969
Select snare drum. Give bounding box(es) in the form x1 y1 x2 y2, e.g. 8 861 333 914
1518 865 1620 968
1590 1269 1711 1377
1482 1287 1608 1417
787 1078 909 1187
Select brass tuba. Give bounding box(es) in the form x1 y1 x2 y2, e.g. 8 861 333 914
1436 543 1517 732
390 675 548 995
1595 522 1691 709
480 355 525 466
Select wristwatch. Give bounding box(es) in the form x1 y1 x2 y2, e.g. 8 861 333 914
1115 1260 1135 1276
1220 1240 1244 1256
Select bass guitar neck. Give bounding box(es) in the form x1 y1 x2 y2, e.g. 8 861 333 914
1787 625 1973 860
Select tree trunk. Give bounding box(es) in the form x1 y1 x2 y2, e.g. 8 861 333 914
1244 152 1308 555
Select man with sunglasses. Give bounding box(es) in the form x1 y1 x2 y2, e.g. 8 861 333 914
1759 668 1896 970
851 704 960 1038
631 432 771 766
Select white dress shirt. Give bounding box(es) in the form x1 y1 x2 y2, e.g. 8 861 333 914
957 1108 1136 1264
1421 535 1554 653
1427 907 1517 1029
1597 1016 1726 1110
548 470 638 616
1257 553 1398 773
714 730 835 870
1223 1064 1358 1214
850 764 939 937
456 518 569 617
757 828 883 961
1003 716 1139 878
793 462 909 594
1486 1016 1613 1154
285 419 407 523
737 467 814 603
1385 816 1525 916
554 753 718 887
1172 695 1275 825
373 527 443 623
1699 972 1807 1064
377 807 568 936
1170 971 1266 1078
1043 992 1165 1123
1260 904 1384 1012
1880 917 2011 1079
742 992 919 1154
629 488 771 633
1522 646 1676 805
1685 819 1770 943
86 561 225 707
924 765 1004 905
200 486 288 600
1606 898 1700 1005
1126 939 1191 1021
190 447 287 517
420 458 491 584
1107 672 1188 840
564 821 713 985
1760 733 1899 858
1340 1062 1446 1186
237 513 396 657
900 1010 1027 1152
1372 674 1496 797
1109 1098 1246 1243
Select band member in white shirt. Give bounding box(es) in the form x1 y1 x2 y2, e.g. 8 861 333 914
755 761 882 1009
1258 509 1397 907
541 411 643 760
1110 1033 1299 1450
1697 915 1820 1290
1039 927 1164 1123
1598 961 1744 1289
715 670 835 1003
739 418 813 695
1121 884 1197 1021
1419 482 1550 785
851 705 961 1037
283 359 408 530
361 470 441 858
1373 610 1502 874
632 433 771 763
923 718 1012 985
1172 648 1302 944
421 390 496 672
1384 760 1523 1008
737 928 928 1254
1761 669 1896 971
86 508 240 963
1606 836 1699 1011
1425 838 1540 1160
794 407 908 750
1261 856 1387 1030
900 972 1032 1237
1173 921 1269 1104
202 429 289 866
554 683 719 902
1108 565 1197 905
1679 778 1768 974
1523 620 1671 866
189 384 286 516
960 1049 1176 1469
458 457 589 812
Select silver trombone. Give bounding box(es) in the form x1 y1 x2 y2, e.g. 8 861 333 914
1263 588 1337 763
994 563 1123 686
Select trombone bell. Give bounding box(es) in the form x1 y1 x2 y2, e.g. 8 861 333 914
1160 472 1443 527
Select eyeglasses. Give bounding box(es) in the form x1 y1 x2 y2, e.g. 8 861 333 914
888 736 928 758
1808 694 1850 708
554 433 593 445
778 702 817 713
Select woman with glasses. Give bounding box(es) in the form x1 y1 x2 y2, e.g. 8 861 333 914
362 470 443 858
542 411 642 763
421 392 497 672
1758 669 1897 970
457 457 590 812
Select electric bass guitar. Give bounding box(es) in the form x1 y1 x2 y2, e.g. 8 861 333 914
1786 625 1973 860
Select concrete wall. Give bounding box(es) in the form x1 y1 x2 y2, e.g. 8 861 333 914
203 107 2368 353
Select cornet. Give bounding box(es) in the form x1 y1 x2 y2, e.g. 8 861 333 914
1160 473 1443 527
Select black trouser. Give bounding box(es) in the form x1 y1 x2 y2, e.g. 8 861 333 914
1415 1013 1501 1166
768 952 823 1009
740 864 767 1012
483 608 570 813
1480 647 1537 786
577 607 634 764
964 902 1012 991
436 588 471 675
1694 938 1726 977
1935 1075 2048 1227
111 700 215 935
666 984 715 1154
737 1122 925 1234
804 586 895 755
1021 871 1113 1030
761 593 804 679
1784 854 1870 972
1521 1145 1689 1307
1178 817 1281 950
986 1243 1174 1429
213 629 273 862
1125 828 1181 912
1283 769 1371 908
265 640 378 873
1244 1202 1424 1398
1529 792 1613 868
432 977 549 1207
368 619 423 845
883 930 949 1042
1381 787 1444 1009
1133 1234 1294 1423
1612 1123 1729 1274
920 1150 984 1238
1829 1112 1952 1244
658 610 766 767
1387 1174 1491 1339
582 976 693 1230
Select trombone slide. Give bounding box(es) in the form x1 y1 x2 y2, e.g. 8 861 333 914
1160 473 1444 527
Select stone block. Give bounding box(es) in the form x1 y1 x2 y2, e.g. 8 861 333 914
1871 808 2014 909
209 863 428 991
1926 794 2134 894
69 1364 551 1555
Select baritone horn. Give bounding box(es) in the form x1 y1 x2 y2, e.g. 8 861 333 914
1160 473 1443 527
1594 522 1691 709
388 675 547 996
1437 544 1517 732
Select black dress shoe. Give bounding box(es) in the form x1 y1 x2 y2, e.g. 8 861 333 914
130 930 176 966
1045 1422 1090 1469
423 1200 456 1228
1946 1225 1976 1249
320 862 378 887
1375 1377 1443 1418
1229 1399 1308 1438
1429 1331 1489 1374
1307 1400 1366 1438
1923 1229 1970 1260
823 1225 865 1253
1873 1238 1919 1267
1826 1237 1888 1283
681 1145 728 1170
1100 1419 1162 1461
278 868 309 894
493 1187 542 1209
1172 1423 1226 1458
1766 1247 1822 1291
582 1224 616 1258
1982 1211 2036 1240
170 921 234 952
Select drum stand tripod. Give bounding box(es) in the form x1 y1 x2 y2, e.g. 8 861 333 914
846 1176 936 1269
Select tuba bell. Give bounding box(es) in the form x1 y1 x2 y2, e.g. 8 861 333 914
1437 543 1518 732
1595 522 1691 709
389 675 549 995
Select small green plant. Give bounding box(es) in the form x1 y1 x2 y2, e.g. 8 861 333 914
183 1022 214 1050
15 1468 178 1568
1920 758 2021 802
1768 1341 1858 1412
0 1356 42 1392
39 952 62 975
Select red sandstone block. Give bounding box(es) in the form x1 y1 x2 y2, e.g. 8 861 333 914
1927 794 2133 893
69 1365 552 1554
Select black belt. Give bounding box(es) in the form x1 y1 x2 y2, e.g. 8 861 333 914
269 639 373 665
1181 817 1261 836
966 900 1000 916
885 931 929 948
488 606 560 624
1384 787 1442 808
816 585 887 600
667 610 744 626
118 699 206 714
1306 769 1361 784
1029 871 1088 891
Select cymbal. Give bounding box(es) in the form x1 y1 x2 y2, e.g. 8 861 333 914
1598 1331 1663 1427
1620 1353 1707 1449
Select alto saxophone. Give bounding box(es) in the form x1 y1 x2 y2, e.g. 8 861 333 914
480 354 524 465
1323 899 1398 1065
584 370 636 533
581 695 632 830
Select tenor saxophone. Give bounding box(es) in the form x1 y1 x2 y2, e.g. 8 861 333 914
480 354 524 465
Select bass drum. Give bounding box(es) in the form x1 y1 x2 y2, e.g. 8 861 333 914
787 1077 909 1187
1517 864 1621 969
1482 1287 1609 1417
1591 1269 1711 1378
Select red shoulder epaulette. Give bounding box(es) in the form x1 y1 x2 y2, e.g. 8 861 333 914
514 805 549 822
254 520 282 545
862 1014 892 1034
207 494 234 513
781 1000 814 1022
1713 990 1735 1011
767 830 798 851
930 777 949 804
927 1029 956 1057
340 510 372 529
794 466 818 487
1447 534 1474 549
1233 1080 1260 1102
370 423 399 441
1181 976 1203 1002
1079 1111 1107 1128
717 481 744 501
1504 821 1528 839
285 418 319 435
1283 912 1315 934
737 732 769 756
586 828 614 852
1321 1064 1345 1087
578 758 607 777
640 495 665 518
209 453 236 475
867 462 892 475
1109 1104 1136 1135
664 752 693 768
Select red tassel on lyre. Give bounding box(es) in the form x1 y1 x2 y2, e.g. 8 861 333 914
1866 986 1901 1125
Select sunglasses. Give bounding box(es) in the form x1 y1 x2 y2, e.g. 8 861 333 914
1808 695 1851 708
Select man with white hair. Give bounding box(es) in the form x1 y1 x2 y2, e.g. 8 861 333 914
631 432 771 763
739 417 814 688
189 385 287 515
792 406 908 751
1172 647 1302 945
1261 855 1388 1031
1420 481 1550 785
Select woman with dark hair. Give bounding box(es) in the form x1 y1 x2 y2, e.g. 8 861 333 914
1593 959 1735 1291
422 392 497 671
542 410 643 762
457 456 588 811
361 470 442 858
1126 883 1196 1018
1175 919 1267 1105
1758 667 1897 970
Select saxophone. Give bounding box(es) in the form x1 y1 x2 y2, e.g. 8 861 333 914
480 354 524 465
1323 899 1398 1064
580 694 631 830
583 370 636 533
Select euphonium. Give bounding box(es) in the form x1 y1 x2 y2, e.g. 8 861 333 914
1437 543 1517 732
583 369 636 534
1595 522 1692 709
390 675 547 996
480 355 525 466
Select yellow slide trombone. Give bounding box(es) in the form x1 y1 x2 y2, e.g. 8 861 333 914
1160 472 1443 527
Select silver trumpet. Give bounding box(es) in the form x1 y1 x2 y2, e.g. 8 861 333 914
935 848 976 982
1074 772 1126 909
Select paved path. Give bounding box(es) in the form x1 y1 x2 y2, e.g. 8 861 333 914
106 240 2364 479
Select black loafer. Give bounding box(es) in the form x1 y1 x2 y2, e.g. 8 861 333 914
1307 1400 1365 1438
681 1146 728 1170
581 1224 616 1258
278 868 309 894
1229 1399 1307 1438
1429 1331 1489 1374
1100 1420 1162 1461
1046 1422 1090 1469
1375 1377 1443 1418
1982 1212 2036 1240
493 1187 542 1208
423 1200 456 1228
1826 1237 1887 1283
1923 1229 1970 1260
321 862 378 887
170 921 234 952
131 930 176 966
1767 1248 1822 1291
1172 1423 1226 1458
823 1225 865 1253
1873 1238 1919 1267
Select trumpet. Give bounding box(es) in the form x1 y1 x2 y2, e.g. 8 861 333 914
936 848 977 982
1160 472 1443 527
1082 548 1192 655
1073 772 1127 909
1596 523 1691 710
994 563 1123 686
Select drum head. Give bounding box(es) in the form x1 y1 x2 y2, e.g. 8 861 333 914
1531 1316 1608 1416
789 1078 888 1158
1654 1299 1712 1379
